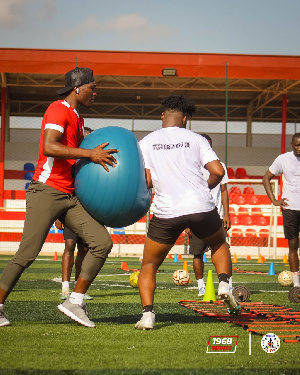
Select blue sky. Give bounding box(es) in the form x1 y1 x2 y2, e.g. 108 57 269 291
0 0 299 55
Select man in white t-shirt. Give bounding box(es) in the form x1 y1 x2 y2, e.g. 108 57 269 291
263 133 300 288
135 95 240 330
187 134 231 296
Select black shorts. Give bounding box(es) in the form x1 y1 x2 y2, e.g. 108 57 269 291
189 229 230 256
282 209 300 240
189 234 208 255
63 226 84 245
147 208 222 245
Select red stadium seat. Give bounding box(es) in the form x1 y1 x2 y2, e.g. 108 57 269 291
235 167 248 179
230 215 240 225
229 206 236 214
243 186 254 195
238 206 249 215
250 208 269 226
240 215 254 225
227 167 235 178
244 194 259 205
245 228 257 237
232 195 246 205
259 229 269 238
251 207 262 215
230 186 241 195
255 216 269 226
230 228 243 237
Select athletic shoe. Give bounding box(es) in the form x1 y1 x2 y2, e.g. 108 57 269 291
61 287 70 300
83 294 93 301
198 286 206 297
135 311 155 330
61 293 93 300
57 298 95 328
0 309 10 327
218 281 241 316
60 293 70 300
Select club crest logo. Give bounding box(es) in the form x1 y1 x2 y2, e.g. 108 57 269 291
261 333 280 353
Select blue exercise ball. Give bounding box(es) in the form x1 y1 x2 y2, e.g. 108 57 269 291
74 126 152 228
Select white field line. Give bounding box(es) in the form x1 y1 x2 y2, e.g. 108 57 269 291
51 278 290 293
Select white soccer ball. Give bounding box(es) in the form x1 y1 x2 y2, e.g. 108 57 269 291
172 269 190 286
278 270 293 287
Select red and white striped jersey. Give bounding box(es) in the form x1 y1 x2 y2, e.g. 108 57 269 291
33 100 84 193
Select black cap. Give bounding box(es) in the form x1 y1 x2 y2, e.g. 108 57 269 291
56 67 94 95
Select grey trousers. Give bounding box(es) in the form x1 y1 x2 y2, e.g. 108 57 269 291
0 180 113 292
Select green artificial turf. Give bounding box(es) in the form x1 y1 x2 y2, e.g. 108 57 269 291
0 255 299 375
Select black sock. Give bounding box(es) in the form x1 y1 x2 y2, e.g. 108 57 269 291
218 273 230 284
143 305 153 313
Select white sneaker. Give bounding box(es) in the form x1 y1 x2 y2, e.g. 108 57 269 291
218 281 241 315
198 286 205 297
135 311 155 330
0 308 10 327
58 298 95 328
61 293 70 300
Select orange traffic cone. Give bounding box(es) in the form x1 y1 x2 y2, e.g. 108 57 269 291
178 254 183 260
261 255 266 262
232 253 238 263
183 261 189 273
53 251 58 261
120 261 129 271
257 254 263 263
283 254 288 264
246 255 252 260
183 261 191 283
167 254 173 259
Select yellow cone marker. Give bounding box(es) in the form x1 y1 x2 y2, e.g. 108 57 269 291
203 270 216 302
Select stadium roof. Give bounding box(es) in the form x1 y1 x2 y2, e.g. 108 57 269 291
0 48 300 122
